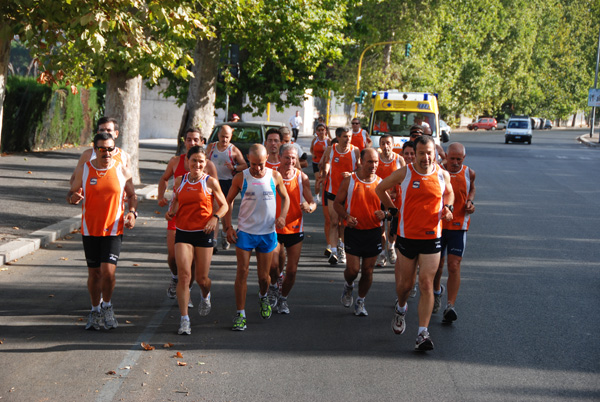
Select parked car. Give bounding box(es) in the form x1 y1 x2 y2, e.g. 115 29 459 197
505 116 532 144
543 119 553 129
440 120 451 142
496 120 508 130
207 121 286 158
467 117 497 131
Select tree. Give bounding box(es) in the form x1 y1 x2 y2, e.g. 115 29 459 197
2 0 207 182
171 0 348 144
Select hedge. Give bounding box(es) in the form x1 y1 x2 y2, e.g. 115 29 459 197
2 76 104 152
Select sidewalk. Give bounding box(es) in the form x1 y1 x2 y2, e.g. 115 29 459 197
0 139 176 266
577 131 600 147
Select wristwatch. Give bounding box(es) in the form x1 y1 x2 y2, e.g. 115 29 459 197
128 210 138 218
444 204 454 212
213 214 220 220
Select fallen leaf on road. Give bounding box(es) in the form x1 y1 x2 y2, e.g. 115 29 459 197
197 362 205 365
175 352 183 358
56 244 63 248
47 198 52 201
163 343 174 348
154 210 161 214
141 342 155 351
48 294 54 298
60 257 68 261
0 268 8 271
106 370 116 375
27 171 32 174
0 340 3 344
132 263 140 267
121 366 131 370
12 227 19 230
125 320 132 324
177 361 187 366
142 382 147 386
78 318 84 321
64 235 73 239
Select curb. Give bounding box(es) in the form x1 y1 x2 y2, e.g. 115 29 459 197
0 185 158 267
577 135 600 147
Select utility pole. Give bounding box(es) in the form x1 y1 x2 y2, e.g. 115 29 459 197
354 41 408 117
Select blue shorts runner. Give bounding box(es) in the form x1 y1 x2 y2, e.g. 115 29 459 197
236 231 278 253
396 237 442 259
175 229 215 248
277 232 304 248
441 229 467 257
82 235 122 268
344 227 382 258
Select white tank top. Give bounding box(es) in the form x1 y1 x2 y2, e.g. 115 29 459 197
208 143 235 180
238 168 276 235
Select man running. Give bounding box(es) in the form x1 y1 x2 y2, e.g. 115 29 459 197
350 117 372 151
267 144 316 313
68 132 137 331
376 135 454 351
265 128 283 170
223 144 289 331
375 134 405 267
320 127 360 265
206 125 247 250
432 143 476 323
280 127 309 169
335 148 385 316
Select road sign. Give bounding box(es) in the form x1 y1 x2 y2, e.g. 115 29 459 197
589 88 600 106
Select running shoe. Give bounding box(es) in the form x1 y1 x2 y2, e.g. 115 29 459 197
277 298 290 314
259 296 272 319
277 274 284 294
388 247 397 264
409 282 418 298
415 330 434 351
221 235 230 250
341 283 354 307
212 245 218 255
328 253 338 265
198 294 211 316
188 298 194 308
232 313 246 331
391 309 406 335
85 311 102 331
315 193 321 204
167 277 177 299
267 284 279 308
324 248 332 258
102 305 118 329
178 319 191 335
376 253 386 267
442 304 458 323
354 299 368 316
338 246 346 264
432 284 445 314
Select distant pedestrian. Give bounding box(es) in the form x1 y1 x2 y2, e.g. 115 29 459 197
223 144 289 331
376 135 454 351
67 132 138 331
229 113 240 122
289 110 303 141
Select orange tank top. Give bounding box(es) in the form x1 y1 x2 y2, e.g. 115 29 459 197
81 160 127 236
345 172 382 230
443 165 471 231
276 169 304 234
174 173 214 232
326 145 357 195
312 138 328 163
350 129 368 151
398 164 446 239
266 160 280 170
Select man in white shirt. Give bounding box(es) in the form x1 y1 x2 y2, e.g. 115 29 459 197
289 110 303 141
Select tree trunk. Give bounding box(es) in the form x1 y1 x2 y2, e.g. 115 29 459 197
177 33 221 154
105 71 142 184
0 38 11 154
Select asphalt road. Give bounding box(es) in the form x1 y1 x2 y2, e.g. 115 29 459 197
0 129 599 401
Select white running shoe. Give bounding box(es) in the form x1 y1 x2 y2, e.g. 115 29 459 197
388 247 397 264
354 299 368 316
391 309 406 335
376 253 386 267
267 284 279 307
341 284 353 307
198 293 211 316
178 319 191 335
167 277 177 299
102 305 118 330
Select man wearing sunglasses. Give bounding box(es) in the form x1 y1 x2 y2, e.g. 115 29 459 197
67 132 138 331
69 117 130 186
350 118 372 151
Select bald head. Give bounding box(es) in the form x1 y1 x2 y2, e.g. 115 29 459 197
249 143 268 158
219 125 233 136
447 142 466 156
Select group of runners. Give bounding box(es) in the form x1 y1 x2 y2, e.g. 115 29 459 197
67 116 475 352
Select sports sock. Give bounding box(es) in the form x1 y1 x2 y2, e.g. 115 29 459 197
433 287 442 295
202 292 210 301
331 247 338 255
418 326 427 335
181 315 190 322
172 274 178 280
395 303 407 314
101 300 112 308
237 310 246 318
91 305 101 312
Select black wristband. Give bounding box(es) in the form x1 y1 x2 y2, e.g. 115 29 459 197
388 207 398 217
128 210 138 218
213 214 220 220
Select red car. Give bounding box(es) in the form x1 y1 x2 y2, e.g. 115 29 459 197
468 117 497 131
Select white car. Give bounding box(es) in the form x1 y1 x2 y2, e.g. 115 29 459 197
496 120 508 130
505 116 532 144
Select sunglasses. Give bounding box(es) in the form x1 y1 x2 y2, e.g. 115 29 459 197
351 122 360 124
96 146 116 153
410 132 423 137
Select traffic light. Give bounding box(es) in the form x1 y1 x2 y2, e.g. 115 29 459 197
405 43 412 57
354 90 367 104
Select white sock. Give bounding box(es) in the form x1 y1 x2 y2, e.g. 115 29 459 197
395 303 407 314
237 310 246 318
181 315 190 322
172 274 178 280
202 292 210 301
418 326 427 335
101 300 112 308
331 247 338 255
91 305 101 312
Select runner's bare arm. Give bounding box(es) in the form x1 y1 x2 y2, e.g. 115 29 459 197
376 166 407 210
299 172 316 213
157 156 178 207
273 171 290 229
